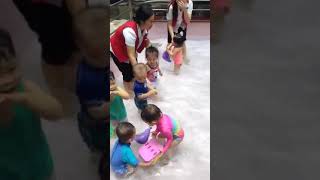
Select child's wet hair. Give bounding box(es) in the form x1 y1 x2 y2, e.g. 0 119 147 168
173 33 185 48
116 122 136 143
133 63 147 74
0 28 17 71
141 104 162 123
145 46 159 59
110 71 115 81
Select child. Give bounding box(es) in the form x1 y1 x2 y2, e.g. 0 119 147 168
133 63 157 110
145 46 162 88
110 71 130 131
73 7 108 155
141 104 184 162
166 33 186 74
0 28 63 180
111 122 152 177
167 0 193 64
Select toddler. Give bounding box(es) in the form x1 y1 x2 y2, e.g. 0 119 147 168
141 104 184 162
111 122 152 177
145 46 162 88
0 28 63 180
110 71 130 133
73 7 108 154
133 63 157 110
166 33 186 74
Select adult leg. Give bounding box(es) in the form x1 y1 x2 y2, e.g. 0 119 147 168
111 52 134 95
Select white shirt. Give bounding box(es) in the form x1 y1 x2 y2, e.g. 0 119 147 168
110 24 147 62
166 0 193 32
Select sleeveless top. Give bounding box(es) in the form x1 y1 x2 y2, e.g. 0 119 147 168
0 83 53 180
110 95 127 121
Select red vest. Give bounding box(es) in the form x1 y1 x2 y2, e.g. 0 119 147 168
110 21 148 63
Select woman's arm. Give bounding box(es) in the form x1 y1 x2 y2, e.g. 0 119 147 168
178 0 192 25
167 21 175 43
127 46 138 66
23 80 63 121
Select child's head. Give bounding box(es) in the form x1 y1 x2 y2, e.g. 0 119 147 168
173 33 185 48
116 122 136 144
0 28 20 93
145 46 159 68
133 63 147 80
73 7 107 68
141 104 162 126
110 71 116 91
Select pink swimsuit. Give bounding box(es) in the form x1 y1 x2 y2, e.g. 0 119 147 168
154 114 184 154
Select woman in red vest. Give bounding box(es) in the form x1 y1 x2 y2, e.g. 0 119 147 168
110 4 154 93
166 0 193 64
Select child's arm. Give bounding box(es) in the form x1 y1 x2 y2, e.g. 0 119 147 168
160 130 174 155
159 68 163 76
167 46 176 57
87 101 109 120
138 84 157 99
111 86 130 100
0 80 63 121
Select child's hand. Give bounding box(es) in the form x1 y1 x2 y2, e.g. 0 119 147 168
110 90 119 96
0 92 26 104
151 89 158 95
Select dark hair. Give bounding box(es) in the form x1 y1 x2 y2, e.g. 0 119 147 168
110 71 115 81
0 28 17 70
171 0 178 26
145 46 159 59
141 104 162 124
116 122 136 143
173 33 185 47
133 3 154 25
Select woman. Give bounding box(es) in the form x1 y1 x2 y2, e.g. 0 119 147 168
166 0 193 64
110 3 154 93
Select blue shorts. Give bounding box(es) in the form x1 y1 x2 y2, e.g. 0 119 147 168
134 97 147 110
77 112 107 152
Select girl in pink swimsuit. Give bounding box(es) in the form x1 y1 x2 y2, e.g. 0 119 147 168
166 33 186 74
141 104 184 162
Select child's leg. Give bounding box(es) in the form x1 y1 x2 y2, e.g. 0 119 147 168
174 64 182 75
182 43 190 64
123 165 136 178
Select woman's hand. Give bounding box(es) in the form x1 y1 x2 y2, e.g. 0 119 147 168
177 0 187 10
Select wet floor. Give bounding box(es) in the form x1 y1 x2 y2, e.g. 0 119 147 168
213 0 320 179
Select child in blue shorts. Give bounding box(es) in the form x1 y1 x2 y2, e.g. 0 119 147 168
111 122 152 177
73 7 108 155
133 63 157 110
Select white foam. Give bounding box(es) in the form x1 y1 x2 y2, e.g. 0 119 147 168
110 39 210 180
